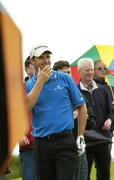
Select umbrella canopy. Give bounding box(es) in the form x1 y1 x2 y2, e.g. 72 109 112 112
71 45 114 87
85 130 112 147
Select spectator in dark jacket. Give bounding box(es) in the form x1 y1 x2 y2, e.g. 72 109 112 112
94 60 114 180
94 60 114 131
77 58 112 180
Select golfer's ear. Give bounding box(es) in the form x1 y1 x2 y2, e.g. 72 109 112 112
30 58 34 64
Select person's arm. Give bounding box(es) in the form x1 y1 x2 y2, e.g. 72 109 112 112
76 103 87 156
64 74 87 133
19 135 30 147
26 65 51 111
102 119 112 130
102 86 112 130
77 103 87 136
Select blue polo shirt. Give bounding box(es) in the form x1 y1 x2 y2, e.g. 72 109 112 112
25 71 85 137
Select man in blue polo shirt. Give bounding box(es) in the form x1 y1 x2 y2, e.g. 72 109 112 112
25 44 87 180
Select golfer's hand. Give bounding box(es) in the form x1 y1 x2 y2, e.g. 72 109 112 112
37 65 51 84
76 135 86 156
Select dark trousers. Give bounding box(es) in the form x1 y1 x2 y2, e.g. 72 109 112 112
34 133 77 180
96 143 112 180
19 149 37 180
86 143 111 180
75 153 88 180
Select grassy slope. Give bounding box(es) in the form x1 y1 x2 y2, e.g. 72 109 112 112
91 161 114 180
6 156 114 180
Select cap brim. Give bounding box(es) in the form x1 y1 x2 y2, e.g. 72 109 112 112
34 49 52 57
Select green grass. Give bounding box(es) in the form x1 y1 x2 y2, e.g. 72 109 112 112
91 161 114 180
6 156 21 180
5 156 114 180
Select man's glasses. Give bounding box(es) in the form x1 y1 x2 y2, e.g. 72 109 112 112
95 67 108 71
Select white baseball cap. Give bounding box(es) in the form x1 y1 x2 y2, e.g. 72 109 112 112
30 44 52 58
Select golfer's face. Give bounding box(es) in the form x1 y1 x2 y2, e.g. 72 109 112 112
34 52 51 70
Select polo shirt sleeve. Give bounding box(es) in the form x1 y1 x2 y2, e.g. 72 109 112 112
64 74 85 108
25 79 33 95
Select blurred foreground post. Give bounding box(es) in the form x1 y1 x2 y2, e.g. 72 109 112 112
0 3 28 175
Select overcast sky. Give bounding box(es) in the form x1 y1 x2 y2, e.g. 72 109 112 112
1 0 114 157
1 0 114 70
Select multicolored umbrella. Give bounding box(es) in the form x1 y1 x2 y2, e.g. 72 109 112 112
71 45 114 87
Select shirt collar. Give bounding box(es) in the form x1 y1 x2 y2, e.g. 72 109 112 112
79 80 98 92
49 70 58 80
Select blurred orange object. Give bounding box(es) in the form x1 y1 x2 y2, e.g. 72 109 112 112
0 3 29 174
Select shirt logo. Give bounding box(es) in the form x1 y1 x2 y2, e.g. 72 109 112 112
54 85 64 91
80 97 84 101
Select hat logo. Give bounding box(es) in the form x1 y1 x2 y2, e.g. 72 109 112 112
34 45 48 50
